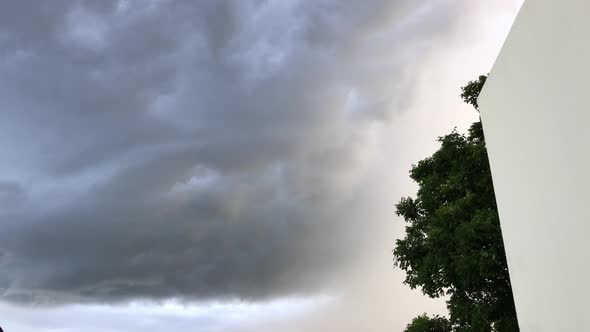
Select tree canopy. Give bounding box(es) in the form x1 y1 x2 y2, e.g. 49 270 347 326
403 314 453 332
394 75 519 331
460 75 487 110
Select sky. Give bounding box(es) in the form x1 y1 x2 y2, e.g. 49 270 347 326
0 1 522 331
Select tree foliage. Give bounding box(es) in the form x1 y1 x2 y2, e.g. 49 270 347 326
460 75 487 110
404 314 453 332
394 75 519 331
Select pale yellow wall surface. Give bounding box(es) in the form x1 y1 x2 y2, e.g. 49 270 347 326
479 1 590 330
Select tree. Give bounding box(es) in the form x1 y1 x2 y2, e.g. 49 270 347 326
404 314 452 332
394 75 519 331
460 75 487 110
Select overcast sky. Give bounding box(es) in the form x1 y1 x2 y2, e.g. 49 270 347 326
0 1 522 331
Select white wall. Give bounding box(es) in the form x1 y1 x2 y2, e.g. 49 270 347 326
478 1 590 330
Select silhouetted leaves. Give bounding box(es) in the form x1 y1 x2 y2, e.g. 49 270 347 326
460 75 487 110
395 76 519 331
404 314 452 332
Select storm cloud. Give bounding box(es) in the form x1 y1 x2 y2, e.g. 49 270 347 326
0 0 491 306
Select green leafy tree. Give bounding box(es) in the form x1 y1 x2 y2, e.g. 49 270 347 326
394 75 519 331
404 314 452 332
460 75 487 110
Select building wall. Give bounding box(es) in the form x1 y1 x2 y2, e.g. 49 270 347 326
478 1 590 331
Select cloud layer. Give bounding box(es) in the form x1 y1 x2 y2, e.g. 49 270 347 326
0 0 516 308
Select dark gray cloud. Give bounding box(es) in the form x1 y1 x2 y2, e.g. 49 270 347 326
0 0 466 304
